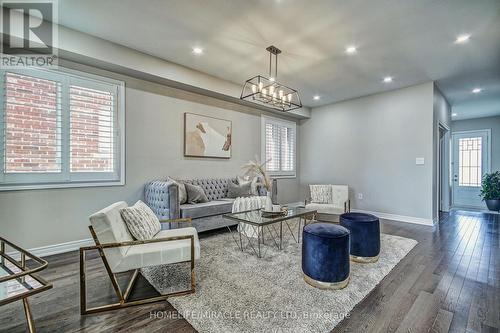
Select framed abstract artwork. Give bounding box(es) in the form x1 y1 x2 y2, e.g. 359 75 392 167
184 113 232 158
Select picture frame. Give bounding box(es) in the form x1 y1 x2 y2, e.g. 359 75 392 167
184 113 232 159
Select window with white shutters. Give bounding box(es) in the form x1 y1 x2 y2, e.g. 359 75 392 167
0 68 125 190
261 116 296 177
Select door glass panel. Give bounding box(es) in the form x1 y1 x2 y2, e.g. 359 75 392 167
458 137 482 187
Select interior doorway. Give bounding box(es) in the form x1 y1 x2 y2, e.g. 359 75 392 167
438 125 451 213
451 129 491 209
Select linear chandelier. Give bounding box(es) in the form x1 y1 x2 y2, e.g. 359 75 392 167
240 45 302 112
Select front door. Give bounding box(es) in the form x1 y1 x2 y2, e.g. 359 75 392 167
452 130 490 209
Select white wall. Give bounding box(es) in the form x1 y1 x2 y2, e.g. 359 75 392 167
300 83 435 224
0 62 301 250
451 115 500 172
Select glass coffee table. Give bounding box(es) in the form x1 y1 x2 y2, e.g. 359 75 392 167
223 207 317 258
0 237 52 332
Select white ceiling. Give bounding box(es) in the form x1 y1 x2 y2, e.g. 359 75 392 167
58 0 500 120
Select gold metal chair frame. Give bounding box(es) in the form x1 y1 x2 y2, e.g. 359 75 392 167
80 218 195 315
0 237 53 333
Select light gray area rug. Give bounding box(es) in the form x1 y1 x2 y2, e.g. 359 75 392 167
141 224 417 333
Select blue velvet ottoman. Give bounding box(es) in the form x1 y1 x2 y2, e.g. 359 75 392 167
302 223 350 289
340 212 380 263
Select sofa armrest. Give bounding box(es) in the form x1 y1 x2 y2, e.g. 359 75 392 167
144 180 180 220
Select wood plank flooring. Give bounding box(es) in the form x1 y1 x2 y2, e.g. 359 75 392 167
0 210 498 333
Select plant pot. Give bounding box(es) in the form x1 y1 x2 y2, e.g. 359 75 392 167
485 199 500 212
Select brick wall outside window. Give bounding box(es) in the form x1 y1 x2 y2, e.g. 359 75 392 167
3 73 115 174
4 73 61 173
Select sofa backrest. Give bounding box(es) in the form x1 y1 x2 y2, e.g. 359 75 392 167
184 178 237 201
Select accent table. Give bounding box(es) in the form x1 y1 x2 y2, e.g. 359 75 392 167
0 237 52 332
223 207 317 258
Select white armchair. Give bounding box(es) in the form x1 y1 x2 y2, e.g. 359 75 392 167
305 185 350 221
80 201 200 315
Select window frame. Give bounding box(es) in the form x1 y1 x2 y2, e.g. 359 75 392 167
0 67 126 191
261 115 297 178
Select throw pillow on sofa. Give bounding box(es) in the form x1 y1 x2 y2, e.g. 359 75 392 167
120 200 161 240
185 183 209 204
167 177 187 204
228 181 252 198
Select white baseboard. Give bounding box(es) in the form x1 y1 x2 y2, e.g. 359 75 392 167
7 238 94 260
351 209 435 227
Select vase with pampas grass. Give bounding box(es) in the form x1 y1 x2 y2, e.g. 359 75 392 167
242 156 273 211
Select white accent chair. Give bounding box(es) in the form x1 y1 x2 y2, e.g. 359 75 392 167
305 185 350 222
80 201 200 315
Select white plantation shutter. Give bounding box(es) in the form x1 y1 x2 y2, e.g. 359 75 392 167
70 85 115 173
0 68 124 190
262 116 296 177
68 77 121 183
265 122 281 171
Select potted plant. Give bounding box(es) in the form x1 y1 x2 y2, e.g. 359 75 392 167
480 171 500 212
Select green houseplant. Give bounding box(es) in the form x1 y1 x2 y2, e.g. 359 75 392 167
480 171 500 212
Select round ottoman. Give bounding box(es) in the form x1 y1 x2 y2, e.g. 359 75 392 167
302 223 350 289
340 212 380 263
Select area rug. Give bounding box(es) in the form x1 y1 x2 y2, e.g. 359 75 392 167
141 223 417 333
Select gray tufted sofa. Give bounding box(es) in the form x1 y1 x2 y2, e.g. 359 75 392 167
145 178 239 232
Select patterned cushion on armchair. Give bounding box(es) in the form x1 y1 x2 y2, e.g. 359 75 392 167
310 185 332 204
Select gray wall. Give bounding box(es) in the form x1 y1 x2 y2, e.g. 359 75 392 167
300 83 434 222
7 12 310 119
451 115 500 172
0 63 300 249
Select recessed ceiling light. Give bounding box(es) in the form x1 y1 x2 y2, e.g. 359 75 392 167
472 88 482 94
192 47 203 55
345 46 357 54
383 76 393 83
452 113 457 117
313 95 321 100
455 34 471 44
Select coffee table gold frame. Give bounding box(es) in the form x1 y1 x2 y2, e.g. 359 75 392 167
0 237 53 333
223 208 317 258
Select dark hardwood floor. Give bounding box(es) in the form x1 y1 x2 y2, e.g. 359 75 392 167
1 210 498 333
